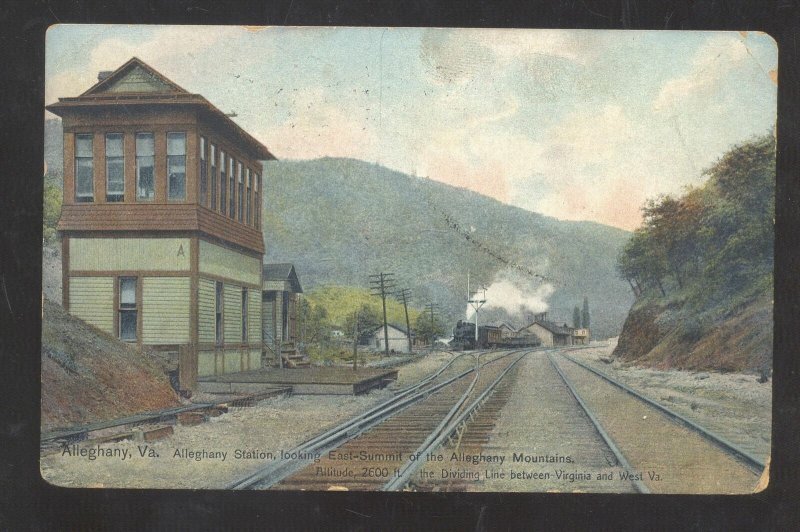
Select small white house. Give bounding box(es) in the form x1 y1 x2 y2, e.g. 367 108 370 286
361 324 414 353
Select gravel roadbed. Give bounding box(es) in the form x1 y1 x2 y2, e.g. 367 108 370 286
40 352 457 489
556 354 760 494
566 340 771 461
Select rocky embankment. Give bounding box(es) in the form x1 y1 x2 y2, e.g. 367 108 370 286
612 296 772 375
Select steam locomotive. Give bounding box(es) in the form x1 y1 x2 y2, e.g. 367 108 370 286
451 320 541 350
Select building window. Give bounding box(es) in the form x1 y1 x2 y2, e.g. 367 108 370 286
136 132 155 200
254 173 260 228
210 144 217 210
246 168 252 225
242 288 248 342
215 281 223 345
199 136 207 206
75 134 94 202
237 162 244 222
228 157 235 218
119 277 137 341
167 132 186 201
105 133 124 202
219 151 227 214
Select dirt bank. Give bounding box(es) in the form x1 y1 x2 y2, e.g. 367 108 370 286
41 299 180 432
613 297 772 374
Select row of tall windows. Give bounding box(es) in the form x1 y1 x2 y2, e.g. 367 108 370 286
199 136 261 228
74 132 186 203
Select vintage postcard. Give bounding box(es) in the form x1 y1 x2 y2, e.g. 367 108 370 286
40 26 775 493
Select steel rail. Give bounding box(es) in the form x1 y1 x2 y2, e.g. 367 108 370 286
379 354 488 491
383 350 529 491
390 349 489 398
226 350 520 489
41 400 242 444
560 353 766 473
547 353 651 494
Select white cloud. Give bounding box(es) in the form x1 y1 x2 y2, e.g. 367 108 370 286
477 29 598 65
256 88 379 160
46 26 243 104
653 34 749 112
509 104 694 230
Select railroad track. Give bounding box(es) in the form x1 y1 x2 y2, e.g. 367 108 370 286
412 349 635 493
227 347 763 493
549 352 763 494
226 349 529 490
414 349 765 494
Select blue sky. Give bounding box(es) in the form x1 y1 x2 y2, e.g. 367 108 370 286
46 26 777 230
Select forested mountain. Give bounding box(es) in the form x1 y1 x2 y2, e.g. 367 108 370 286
262 157 633 338
614 133 774 373
44 117 634 338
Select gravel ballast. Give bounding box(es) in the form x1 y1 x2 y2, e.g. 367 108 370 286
41 351 458 489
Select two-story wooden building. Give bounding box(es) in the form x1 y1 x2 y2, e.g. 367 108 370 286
46 57 275 391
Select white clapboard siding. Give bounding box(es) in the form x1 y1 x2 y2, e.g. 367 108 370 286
141 277 190 344
223 283 242 345
69 277 114 334
198 278 216 344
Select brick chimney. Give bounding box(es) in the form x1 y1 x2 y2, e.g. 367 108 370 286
97 71 113 82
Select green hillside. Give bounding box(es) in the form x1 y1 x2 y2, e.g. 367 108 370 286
614 133 774 373
262 157 633 338
305 285 420 329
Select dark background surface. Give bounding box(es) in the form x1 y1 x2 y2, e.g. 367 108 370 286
1 1 798 529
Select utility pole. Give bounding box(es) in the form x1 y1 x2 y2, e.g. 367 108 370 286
424 301 440 350
369 272 395 356
396 288 413 354
467 271 486 348
352 309 359 371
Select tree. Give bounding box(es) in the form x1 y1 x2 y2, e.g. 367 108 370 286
616 132 775 308
572 306 581 329
414 313 446 346
298 298 331 345
617 227 668 297
343 304 382 341
43 175 62 244
581 297 590 329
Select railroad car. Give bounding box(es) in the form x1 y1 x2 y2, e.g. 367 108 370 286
451 321 542 350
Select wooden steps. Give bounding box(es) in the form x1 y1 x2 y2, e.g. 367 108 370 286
280 341 310 368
